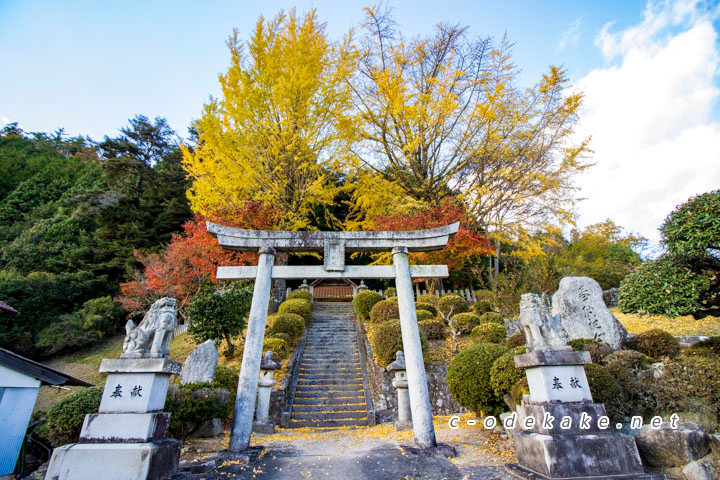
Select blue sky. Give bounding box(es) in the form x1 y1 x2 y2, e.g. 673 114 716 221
1 0 719 248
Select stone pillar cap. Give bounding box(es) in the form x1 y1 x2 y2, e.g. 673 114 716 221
260 351 281 370
514 348 591 368
386 351 406 372
100 357 182 374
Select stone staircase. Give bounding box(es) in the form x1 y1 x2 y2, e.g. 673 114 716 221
288 302 372 428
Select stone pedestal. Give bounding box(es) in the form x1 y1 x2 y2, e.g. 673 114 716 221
506 347 664 480
47 358 182 480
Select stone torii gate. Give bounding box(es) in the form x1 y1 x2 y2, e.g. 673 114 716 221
207 221 460 452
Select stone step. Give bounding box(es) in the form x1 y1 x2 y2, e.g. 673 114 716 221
291 395 365 405
291 411 368 421
296 377 363 386
295 384 363 392
291 403 366 412
289 419 368 428
299 367 361 374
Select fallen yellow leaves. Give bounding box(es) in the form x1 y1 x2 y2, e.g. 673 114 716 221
611 307 720 336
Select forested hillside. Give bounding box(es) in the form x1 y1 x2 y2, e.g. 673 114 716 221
0 117 191 356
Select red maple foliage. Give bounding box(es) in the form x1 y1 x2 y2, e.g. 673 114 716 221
117 202 279 318
370 197 492 271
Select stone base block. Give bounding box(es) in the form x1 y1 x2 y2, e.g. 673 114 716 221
505 463 666 479
46 439 180 480
520 402 609 435
513 431 647 478
192 418 224 438
394 419 412 431
79 412 170 443
252 421 275 434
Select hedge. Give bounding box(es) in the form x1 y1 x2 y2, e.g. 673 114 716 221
447 342 507 414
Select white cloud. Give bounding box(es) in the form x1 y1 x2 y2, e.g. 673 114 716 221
573 0 720 251
0 115 9 127
558 18 582 51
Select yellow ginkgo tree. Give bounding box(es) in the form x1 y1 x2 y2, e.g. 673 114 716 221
182 9 356 231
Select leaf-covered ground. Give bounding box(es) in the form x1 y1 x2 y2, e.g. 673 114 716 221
610 307 720 336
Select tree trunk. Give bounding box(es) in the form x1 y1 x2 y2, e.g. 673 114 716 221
223 330 235 359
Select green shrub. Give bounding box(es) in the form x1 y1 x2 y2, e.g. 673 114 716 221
269 332 291 344
511 377 529 406
165 383 232 440
685 337 720 359
619 255 714 316
567 338 613 363
490 346 526 400
661 189 720 259
44 386 103 446
584 363 624 422
369 300 400 324
416 309 435 321
384 287 397 298
655 356 720 429
506 332 526 349
631 329 680 359
475 289 496 304
353 290 382 320
213 365 239 399
370 319 428 367
419 319 446 340
472 299 494 315
263 337 289 361
415 302 437 316
438 294 469 318
287 290 312 302
278 298 311 321
450 312 481 333
386 296 398 302
471 323 506 344
479 312 504 325
602 350 656 418
417 294 439 306
268 313 305 341
447 342 507 414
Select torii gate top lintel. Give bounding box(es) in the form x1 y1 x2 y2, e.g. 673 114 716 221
206 221 459 253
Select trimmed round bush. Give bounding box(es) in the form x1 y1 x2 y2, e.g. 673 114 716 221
584 364 624 422
44 386 103 446
471 323 507 344
369 299 400 324
511 377 529 406
619 255 714 316
631 329 680 359
506 332 526 349
447 342 507 414
415 302 437 316
479 312 504 325
655 356 720 423
353 290 382 321
417 294 439 306
438 294 469 318
278 298 311 321
475 289 496 304
286 290 312 302
685 337 720 359
384 287 397 298
472 299 494 315
269 313 305 341
386 296 398 302
567 338 613 363
419 319 446 340
490 346 526 400
263 337 289 361
416 309 435 321
269 332 291 344
451 312 481 333
370 319 428 367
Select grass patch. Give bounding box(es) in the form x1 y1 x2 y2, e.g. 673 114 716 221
611 307 720 336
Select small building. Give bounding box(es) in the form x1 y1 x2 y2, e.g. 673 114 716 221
0 348 92 479
310 278 358 302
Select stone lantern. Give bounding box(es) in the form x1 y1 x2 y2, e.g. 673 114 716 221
253 351 280 434
299 279 310 292
357 280 368 292
386 350 412 430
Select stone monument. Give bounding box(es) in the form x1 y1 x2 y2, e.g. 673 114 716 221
47 298 182 480
180 339 219 385
553 277 628 350
505 293 664 480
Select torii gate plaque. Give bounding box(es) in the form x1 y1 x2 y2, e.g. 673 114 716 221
208 221 459 451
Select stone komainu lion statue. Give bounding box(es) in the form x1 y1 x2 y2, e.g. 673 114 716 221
520 293 568 351
123 297 177 358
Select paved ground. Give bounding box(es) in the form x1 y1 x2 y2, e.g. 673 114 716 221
173 415 515 479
